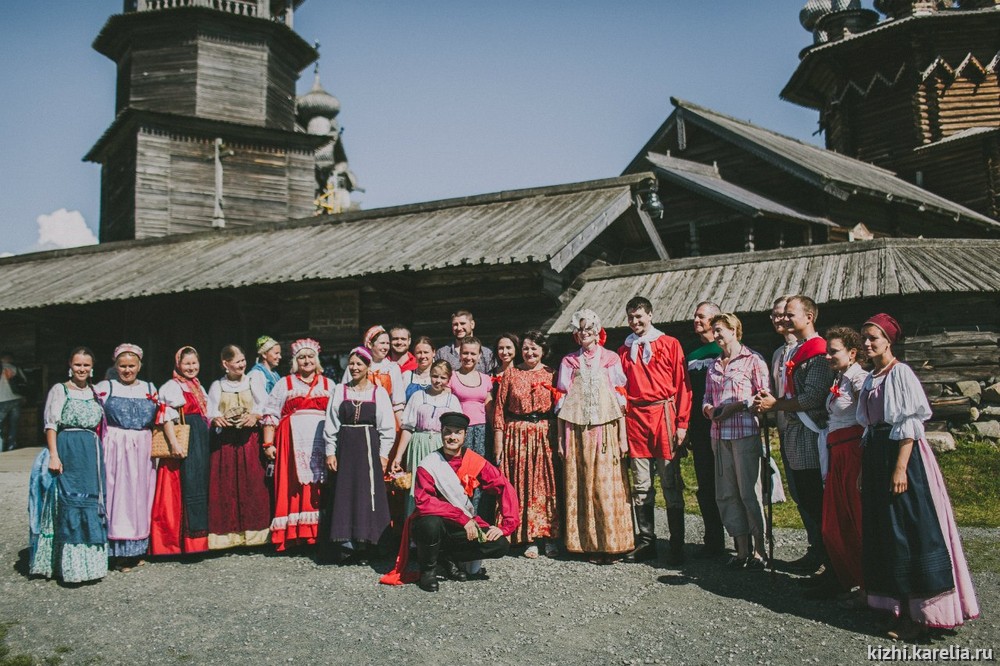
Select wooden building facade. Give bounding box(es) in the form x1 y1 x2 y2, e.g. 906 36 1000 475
0 175 666 446
783 0 1000 219
622 98 1000 260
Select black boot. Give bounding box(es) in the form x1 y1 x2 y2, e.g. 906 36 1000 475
624 504 657 563
416 539 441 593
440 558 468 582
666 508 685 566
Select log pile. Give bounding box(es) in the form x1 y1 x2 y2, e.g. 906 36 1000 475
900 330 1000 443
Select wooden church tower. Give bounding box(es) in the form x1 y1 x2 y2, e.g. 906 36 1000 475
85 0 331 241
782 0 1000 220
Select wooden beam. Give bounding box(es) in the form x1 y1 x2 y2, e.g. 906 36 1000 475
634 198 670 260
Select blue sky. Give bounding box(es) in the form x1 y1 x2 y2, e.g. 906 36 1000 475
0 0 844 255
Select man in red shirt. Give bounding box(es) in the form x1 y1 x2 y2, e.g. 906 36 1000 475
618 296 693 565
410 411 519 592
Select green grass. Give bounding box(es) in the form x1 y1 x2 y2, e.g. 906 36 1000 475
0 623 35 666
0 624 72 666
935 437 1000 526
664 435 1000 530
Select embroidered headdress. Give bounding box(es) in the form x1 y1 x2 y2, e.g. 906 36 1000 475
113 343 143 360
256 335 279 355
290 338 321 357
363 325 387 349
349 346 373 365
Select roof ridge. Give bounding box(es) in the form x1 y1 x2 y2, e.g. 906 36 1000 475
669 96 900 178
0 173 650 266
575 237 1000 281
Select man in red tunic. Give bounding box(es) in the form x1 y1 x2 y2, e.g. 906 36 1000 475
409 411 519 592
618 296 692 565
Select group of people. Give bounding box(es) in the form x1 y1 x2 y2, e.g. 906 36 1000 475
24 300 978 640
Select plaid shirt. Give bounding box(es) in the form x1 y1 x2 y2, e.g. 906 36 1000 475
703 345 769 441
783 351 835 471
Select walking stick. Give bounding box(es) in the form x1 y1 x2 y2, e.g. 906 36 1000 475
761 417 775 580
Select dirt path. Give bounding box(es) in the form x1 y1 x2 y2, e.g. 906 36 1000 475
1 447 996 665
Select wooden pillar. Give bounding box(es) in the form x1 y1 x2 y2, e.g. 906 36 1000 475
744 221 755 252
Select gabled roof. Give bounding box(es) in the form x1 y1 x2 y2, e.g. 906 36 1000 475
626 98 999 232
646 152 836 227
0 175 646 313
547 238 1000 332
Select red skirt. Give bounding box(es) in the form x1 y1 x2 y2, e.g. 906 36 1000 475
501 420 560 544
149 416 211 556
208 427 272 549
149 460 209 555
270 416 321 551
821 425 864 589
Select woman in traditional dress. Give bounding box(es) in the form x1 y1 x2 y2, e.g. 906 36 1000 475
449 336 493 512
402 336 435 403
30 347 108 582
702 314 770 570
808 326 867 600
206 345 271 550
391 359 463 516
323 346 395 563
261 338 333 552
858 313 979 641
94 343 158 570
149 346 211 556
555 310 633 564
248 335 282 397
494 330 560 558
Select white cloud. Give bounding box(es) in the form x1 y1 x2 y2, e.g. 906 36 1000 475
27 209 98 253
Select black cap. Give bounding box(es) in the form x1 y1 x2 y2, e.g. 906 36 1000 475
438 411 470 430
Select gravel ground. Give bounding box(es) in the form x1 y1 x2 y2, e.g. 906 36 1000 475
1 447 997 666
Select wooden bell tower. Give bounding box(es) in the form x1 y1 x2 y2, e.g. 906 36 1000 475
86 0 330 241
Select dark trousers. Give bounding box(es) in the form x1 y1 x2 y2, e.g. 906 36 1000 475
780 435 822 550
411 515 510 564
690 432 724 547
789 467 827 560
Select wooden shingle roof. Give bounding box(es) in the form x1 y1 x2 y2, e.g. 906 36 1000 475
646 152 837 227
625 98 1000 233
547 238 1000 333
0 175 645 313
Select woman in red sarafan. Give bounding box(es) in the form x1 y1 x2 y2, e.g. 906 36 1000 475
261 338 333 552
494 330 560 559
205 344 271 550
149 346 211 556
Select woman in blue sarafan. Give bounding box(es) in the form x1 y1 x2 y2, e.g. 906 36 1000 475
29 347 108 583
858 313 979 641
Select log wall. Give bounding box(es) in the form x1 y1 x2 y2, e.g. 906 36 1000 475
133 129 317 238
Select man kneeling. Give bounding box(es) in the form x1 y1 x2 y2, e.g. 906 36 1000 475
411 411 519 592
